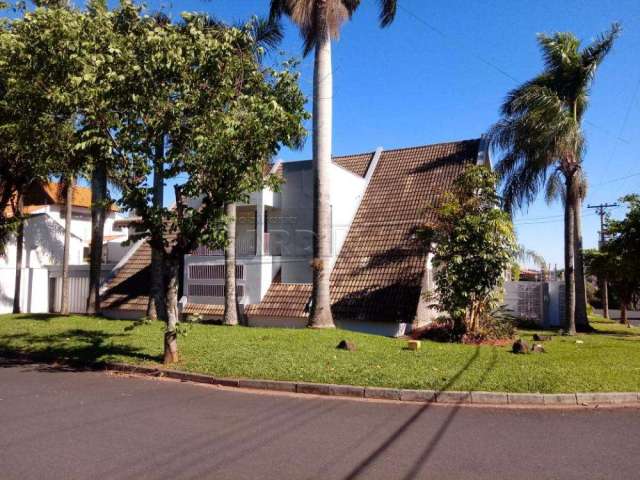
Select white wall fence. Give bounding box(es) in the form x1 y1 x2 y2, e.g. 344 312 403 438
503 281 564 328
0 265 113 315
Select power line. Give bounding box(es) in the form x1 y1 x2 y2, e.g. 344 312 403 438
398 3 633 149
590 171 640 188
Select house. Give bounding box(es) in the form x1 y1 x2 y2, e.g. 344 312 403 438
0 182 131 313
101 138 489 336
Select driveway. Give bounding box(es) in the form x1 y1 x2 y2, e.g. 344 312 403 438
1 359 639 480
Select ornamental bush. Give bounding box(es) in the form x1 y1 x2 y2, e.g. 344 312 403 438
421 166 518 340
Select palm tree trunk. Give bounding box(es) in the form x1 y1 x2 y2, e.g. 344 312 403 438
163 257 179 364
573 194 590 331
87 160 107 314
308 26 335 329
148 136 166 320
564 175 576 335
12 195 24 314
60 176 74 315
223 202 239 326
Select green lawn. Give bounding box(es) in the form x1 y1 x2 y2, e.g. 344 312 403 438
0 313 639 393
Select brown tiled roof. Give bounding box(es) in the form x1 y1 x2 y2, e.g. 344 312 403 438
333 153 375 178
245 283 312 318
100 241 151 312
330 140 480 323
183 303 224 316
40 182 119 211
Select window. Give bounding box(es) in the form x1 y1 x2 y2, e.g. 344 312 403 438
188 284 244 298
189 264 244 280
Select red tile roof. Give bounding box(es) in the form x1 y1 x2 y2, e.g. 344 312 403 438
330 140 480 323
100 241 151 312
245 282 312 318
183 303 225 317
333 153 375 178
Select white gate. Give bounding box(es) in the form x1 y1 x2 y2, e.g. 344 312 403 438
0 265 113 315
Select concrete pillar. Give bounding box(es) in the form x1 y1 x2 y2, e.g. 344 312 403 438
256 193 265 256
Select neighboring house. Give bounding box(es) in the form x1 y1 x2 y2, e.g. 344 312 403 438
0 182 131 314
101 138 489 336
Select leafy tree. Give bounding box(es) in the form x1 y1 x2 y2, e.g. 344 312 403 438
116 13 307 363
489 25 620 334
421 166 518 338
269 0 396 328
221 16 285 327
0 4 82 312
586 196 640 326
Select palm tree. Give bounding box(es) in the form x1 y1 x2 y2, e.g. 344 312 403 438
269 0 396 328
489 24 620 335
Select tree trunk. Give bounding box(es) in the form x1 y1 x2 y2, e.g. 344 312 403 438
308 26 335 329
163 258 179 364
60 176 74 316
87 160 108 314
223 202 240 326
602 277 609 319
148 136 166 320
12 195 24 314
620 302 628 327
564 175 576 335
573 193 590 331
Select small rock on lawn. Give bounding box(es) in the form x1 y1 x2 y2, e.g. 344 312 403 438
337 340 356 352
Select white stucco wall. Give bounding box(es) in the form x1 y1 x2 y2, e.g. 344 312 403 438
277 160 366 283
329 163 367 259
0 214 85 269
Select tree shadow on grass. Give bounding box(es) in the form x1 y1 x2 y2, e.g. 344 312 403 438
342 346 499 480
0 328 162 368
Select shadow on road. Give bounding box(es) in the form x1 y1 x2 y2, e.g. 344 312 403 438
342 346 498 480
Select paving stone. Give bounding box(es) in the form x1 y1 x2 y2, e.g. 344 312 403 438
507 393 545 405
238 379 297 392
297 383 364 397
400 389 437 402
364 387 401 400
437 391 472 403
471 391 509 404
543 394 578 405
576 392 639 405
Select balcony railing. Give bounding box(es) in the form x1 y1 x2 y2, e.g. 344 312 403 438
192 233 280 256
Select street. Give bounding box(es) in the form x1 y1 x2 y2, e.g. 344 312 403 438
595 309 640 326
1 360 639 480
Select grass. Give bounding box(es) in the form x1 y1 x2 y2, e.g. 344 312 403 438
0 313 639 393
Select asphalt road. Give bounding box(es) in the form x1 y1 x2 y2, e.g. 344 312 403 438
594 309 640 326
1 360 640 480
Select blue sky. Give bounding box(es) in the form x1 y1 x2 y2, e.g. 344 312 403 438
123 0 639 268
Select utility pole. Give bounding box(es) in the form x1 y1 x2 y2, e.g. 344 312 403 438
587 203 618 319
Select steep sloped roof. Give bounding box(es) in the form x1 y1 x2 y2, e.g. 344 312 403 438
333 152 375 177
100 241 151 312
330 140 481 323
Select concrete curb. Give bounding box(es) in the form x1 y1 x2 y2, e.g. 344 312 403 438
104 362 640 407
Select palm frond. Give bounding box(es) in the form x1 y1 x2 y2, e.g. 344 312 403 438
378 0 397 27
247 16 283 52
270 0 395 55
582 23 621 75
517 245 547 269
544 168 564 205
